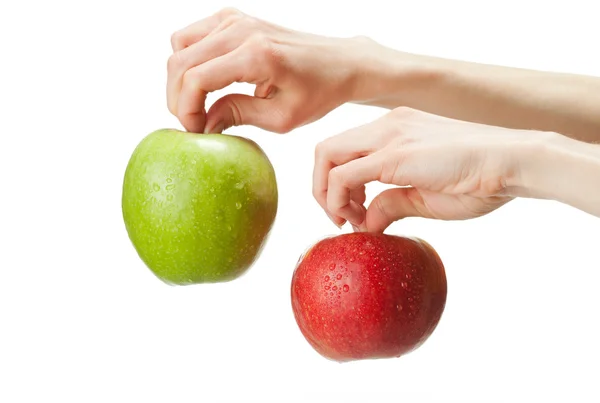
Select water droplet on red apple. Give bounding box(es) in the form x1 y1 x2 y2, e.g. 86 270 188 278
405 273 411 279
396 304 403 311
332 286 338 291
325 285 330 290
329 263 336 270
343 285 349 292
408 297 414 302
401 282 409 290
324 275 330 282
336 274 342 280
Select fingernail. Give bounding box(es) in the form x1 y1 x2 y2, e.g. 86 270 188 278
352 222 368 233
326 213 343 229
205 121 225 134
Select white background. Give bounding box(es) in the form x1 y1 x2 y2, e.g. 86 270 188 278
1 1 599 402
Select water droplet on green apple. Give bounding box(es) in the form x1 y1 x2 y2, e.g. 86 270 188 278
166 177 172 183
167 194 173 201
235 202 242 209
152 183 160 191
166 184 175 191
235 182 244 189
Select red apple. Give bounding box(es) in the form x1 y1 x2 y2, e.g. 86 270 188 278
291 232 447 362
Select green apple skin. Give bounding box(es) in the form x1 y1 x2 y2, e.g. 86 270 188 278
122 129 278 285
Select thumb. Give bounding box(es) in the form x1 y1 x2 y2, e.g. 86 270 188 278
364 187 431 233
204 94 290 134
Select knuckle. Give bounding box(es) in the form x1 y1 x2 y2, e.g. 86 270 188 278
246 34 282 67
182 68 203 93
390 106 417 120
170 30 184 50
167 52 183 71
246 34 269 53
329 166 345 187
217 7 243 20
314 140 328 159
351 35 375 45
380 151 403 184
219 13 243 30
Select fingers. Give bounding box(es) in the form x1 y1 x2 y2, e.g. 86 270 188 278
176 46 267 133
170 7 243 51
364 187 431 233
312 125 383 225
205 93 299 134
326 153 387 226
167 27 244 118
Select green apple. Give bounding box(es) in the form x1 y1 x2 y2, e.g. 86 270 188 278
122 129 278 285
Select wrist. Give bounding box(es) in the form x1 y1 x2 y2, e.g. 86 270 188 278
509 131 600 205
345 37 436 108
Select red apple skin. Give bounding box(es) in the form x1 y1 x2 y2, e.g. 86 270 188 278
291 232 447 362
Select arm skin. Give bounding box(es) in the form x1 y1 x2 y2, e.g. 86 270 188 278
511 132 600 218
349 44 600 144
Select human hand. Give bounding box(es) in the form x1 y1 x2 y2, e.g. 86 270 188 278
167 8 378 134
312 108 549 232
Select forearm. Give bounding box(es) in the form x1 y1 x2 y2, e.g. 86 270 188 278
349 45 600 143
512 132 600 218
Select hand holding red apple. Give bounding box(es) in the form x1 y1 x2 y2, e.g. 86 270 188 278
312 107 531 230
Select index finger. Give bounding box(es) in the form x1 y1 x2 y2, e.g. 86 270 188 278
312 124 381 213
326 152 387 226
177 46 266 132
